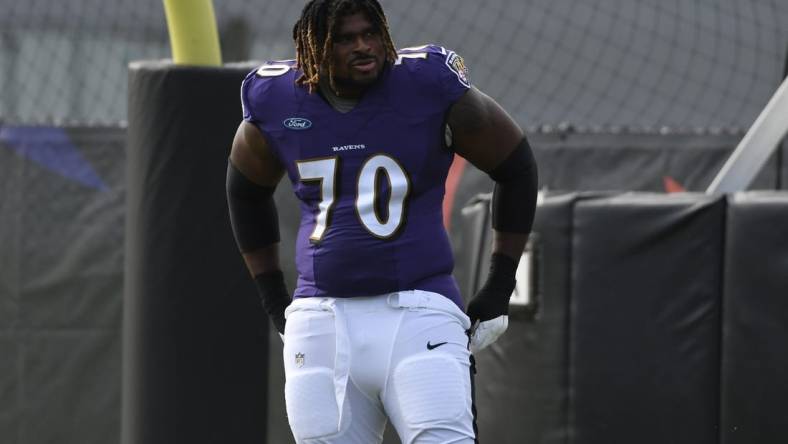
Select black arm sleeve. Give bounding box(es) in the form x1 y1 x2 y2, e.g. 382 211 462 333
254 270 289 334
226 160 280 253
488 137 538 234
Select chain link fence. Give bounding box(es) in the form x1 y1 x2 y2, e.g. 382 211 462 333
1 0 787 129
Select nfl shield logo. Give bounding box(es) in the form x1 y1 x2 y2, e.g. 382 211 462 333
295 352 305 368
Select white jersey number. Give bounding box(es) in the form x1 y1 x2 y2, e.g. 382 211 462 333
296 158 338 241
297 154 410 241
256 62 294 77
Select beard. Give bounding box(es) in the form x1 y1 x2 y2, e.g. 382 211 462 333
333 57 385 91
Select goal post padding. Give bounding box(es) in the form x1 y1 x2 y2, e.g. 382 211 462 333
123 62 268 444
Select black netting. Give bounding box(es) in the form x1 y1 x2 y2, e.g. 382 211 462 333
0 0 169 125
0 0 787 129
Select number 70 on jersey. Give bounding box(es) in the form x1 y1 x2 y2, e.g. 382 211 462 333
297 154 411 241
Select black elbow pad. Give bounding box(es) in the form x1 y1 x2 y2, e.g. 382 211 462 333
488 138 538 233
226 160 280 252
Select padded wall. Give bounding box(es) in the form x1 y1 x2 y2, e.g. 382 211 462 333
571 194 725 444
721 192 788 444
781 143 788 189
464 193 585 443
455 194 492 303
123 63 269 444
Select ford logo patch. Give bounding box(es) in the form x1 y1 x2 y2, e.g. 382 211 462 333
283 117 312 130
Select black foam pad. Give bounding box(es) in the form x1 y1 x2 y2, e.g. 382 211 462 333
124 62 269 444
469 192 592 443
571 193 725 444
721 192 788 444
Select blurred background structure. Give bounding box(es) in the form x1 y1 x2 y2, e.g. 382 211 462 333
1 1 788 443
1 0 787 128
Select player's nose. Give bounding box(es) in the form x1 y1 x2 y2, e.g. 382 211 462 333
352 35 372 52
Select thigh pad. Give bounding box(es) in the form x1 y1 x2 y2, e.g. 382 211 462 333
285 368 341 440
392 352 467 427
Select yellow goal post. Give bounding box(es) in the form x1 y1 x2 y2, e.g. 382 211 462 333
162 0 222 66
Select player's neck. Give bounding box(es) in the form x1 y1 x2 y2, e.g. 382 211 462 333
319 79 361 113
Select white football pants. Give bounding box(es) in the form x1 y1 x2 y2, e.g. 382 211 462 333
282 290 477 444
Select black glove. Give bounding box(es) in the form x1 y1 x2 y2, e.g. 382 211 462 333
466 253 518 326
253 270 290 334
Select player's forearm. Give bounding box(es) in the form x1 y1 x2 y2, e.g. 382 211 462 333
241 244 283 277
492 231 529 262
245 248 289 335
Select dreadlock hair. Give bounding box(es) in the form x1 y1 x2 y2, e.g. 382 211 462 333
292 0 397 94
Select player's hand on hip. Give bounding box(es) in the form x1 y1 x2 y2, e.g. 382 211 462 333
466 286 511 353
466 253 518 353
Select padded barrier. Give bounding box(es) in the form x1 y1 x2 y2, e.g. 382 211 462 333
571 193 725 444
123 62 269 444
782 142 788 190
455 193 493 303
462 192 599 443
721 192 788 444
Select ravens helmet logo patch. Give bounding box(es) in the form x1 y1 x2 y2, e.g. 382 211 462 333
446 52 470 87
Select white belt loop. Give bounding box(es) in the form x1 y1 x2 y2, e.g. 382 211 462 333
386 292 398 308
417 291 430 309
284 297 335 318
385 290 471 330
387 290 428 311
319 297 333 312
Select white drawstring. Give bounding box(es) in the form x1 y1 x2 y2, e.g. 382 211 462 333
327 299 351 433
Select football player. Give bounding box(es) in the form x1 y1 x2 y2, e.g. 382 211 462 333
226 0 537 442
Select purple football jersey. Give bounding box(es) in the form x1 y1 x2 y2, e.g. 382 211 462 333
241 44 470 308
